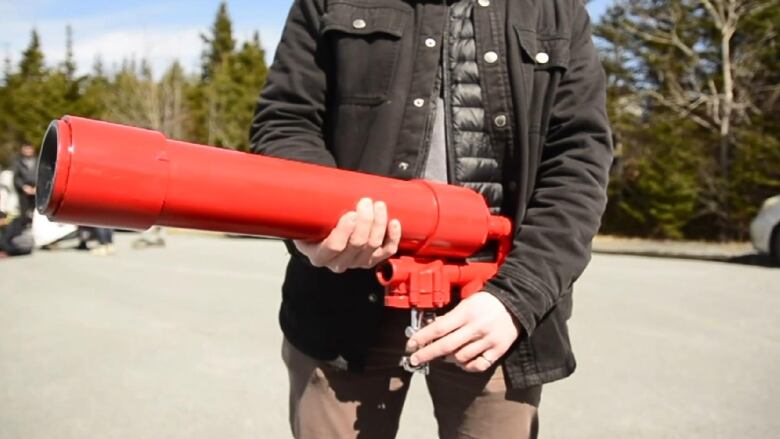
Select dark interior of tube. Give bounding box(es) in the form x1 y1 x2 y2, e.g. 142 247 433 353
377 262 394 284
36 121 59 214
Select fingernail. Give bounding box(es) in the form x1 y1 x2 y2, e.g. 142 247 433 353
405 340 418 353
409 355 419 366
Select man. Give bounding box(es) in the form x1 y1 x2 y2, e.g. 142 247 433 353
12 144 38 223
250 0 612 438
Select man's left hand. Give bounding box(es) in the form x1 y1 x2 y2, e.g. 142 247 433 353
405 292 521 373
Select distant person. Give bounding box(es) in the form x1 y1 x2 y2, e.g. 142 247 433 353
12 144 38 224
0 145 38 257
132 226 166 249
0 162 6 222
0 165 20 220
76 226 115 256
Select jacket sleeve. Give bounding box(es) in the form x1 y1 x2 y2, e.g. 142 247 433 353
483 4 613 337
249 0 334 261
249 0 336 167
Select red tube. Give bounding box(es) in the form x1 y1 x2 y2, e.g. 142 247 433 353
38 116 508 259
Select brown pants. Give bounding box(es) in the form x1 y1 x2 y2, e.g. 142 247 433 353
282 310 541 439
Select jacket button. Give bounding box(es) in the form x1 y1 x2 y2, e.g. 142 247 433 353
494 114 507 128
508 181 517 191
478 0 490 6
425 38 437 48
368 293 379 303
413 98 425 108
535 52 550 64
352 19 367 29
483 51 498 64
397 161 410 171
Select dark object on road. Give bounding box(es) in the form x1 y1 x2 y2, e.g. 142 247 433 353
0 215 34 256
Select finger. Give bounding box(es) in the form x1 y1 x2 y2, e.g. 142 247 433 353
406 305 467 351
409 325 480 366
348 198 374 248
293 240 317 256
311 211 357 266
452 337 493 366
367 201 388 249
462 348 500 373
364 219 402 265
382 219 402 256
326 246 362 273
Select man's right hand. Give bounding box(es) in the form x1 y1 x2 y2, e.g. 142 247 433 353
293 197 402 273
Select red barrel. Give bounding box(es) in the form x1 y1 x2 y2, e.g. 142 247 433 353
37 116 509 259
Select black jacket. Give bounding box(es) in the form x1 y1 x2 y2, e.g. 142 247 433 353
12 155 37 195
250 0 612 389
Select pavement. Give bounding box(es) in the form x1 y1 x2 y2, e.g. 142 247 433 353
0 233 778 439
592 235 758 261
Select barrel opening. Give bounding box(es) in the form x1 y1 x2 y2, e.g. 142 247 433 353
36 121 59 214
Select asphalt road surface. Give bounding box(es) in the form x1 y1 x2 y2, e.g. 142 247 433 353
1 234 778 439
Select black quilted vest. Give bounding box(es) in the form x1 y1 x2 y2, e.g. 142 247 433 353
445 0 504 213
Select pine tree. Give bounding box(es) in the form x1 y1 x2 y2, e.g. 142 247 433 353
19 30 44 79
205 32 268 150
200 1 235 81
63 25 76 82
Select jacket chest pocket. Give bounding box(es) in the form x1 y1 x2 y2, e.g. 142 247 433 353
514 27 570 136
321 2 408 105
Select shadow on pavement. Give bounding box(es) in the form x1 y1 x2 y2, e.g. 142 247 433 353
727 253 779 268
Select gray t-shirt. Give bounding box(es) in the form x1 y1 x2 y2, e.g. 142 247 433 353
423 97 448 183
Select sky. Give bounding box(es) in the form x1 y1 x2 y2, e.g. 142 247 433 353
0 0 612 77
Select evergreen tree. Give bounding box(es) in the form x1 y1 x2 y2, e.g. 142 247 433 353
19 30 44 79
63 25 76 82
200 1 235 81
205 32 268 150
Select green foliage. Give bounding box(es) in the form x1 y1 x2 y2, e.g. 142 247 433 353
200 1 236 81
604 115 707 239
0 3 268 168
205 33 268 150
728 125 780 239
597 0 780 240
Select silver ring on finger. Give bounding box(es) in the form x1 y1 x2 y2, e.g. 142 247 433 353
478 353 494 367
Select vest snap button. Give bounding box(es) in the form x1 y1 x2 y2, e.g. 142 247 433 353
352 19 367 30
